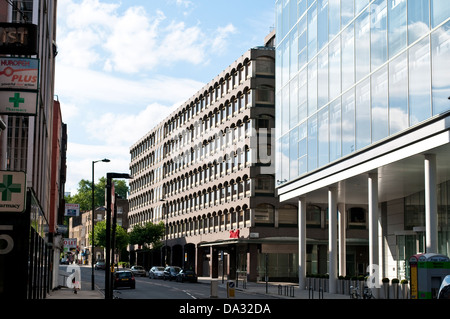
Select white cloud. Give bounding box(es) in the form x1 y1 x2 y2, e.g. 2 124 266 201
65 142 130 195
57 0 236 74
102 7 165 73
55 0 253 195
176 0 194 8
211 23 238 54
55 64 202 106
83 102 175 146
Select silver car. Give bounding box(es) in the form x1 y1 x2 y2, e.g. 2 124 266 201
148 266 165 279
130 265 146 277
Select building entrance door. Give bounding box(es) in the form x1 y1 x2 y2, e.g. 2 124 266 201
397 233 425 280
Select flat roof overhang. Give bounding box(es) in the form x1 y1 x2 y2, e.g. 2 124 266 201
277 113 450 205
197 236 298 248
197 237 368 248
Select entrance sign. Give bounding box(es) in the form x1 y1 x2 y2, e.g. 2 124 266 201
0 171 26 213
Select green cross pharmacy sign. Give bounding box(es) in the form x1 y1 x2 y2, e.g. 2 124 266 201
0 171 26 212
0 91 37 115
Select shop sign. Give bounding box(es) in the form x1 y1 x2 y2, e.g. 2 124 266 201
0 23 38 55
0 171 26 213
0 57 39 90
65 203 80 217
0 90 37 115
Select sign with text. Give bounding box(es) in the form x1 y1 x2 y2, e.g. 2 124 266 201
0 58 39 90
0 91 37 115
0 171 26 213
63 238 77 250
0 23 38 55
64 203 80 217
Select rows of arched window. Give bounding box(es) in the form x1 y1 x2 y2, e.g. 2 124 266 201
130 54 275 176
128 203 369 232
129 202 299 239
128 53 276 234
129 144 252 204
165 206 251 239
129 173 253 223
129 88 254 179
130 111 275 196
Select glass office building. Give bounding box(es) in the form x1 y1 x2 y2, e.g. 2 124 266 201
276 0 450 181
276 0 450 296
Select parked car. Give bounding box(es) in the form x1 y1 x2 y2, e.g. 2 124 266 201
176 269 197 283
94 261 106 270
163 266 181 281
130 265 146 277
113 270 135 289
149 266 165 279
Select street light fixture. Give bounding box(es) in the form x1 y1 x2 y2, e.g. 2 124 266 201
105 172 132 299
91 158 110 290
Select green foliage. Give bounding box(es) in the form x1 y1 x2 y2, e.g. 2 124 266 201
129 221 165 250
90 220 129 251
65 177 129 211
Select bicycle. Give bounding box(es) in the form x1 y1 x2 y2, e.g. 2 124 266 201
350 284 375 299
363 285 375 299
350 285 361 299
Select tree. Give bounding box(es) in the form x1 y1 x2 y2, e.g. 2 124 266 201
129 221 165 250
90 220 129 252
65 177 129 211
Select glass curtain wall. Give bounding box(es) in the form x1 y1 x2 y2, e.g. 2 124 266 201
275 0 450 184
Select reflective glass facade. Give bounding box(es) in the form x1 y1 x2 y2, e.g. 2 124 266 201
275 0 450 184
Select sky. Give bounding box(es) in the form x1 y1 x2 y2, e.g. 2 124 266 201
55 0 276 195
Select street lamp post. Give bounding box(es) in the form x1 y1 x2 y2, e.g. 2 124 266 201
105 172 132 299
91 158 110 290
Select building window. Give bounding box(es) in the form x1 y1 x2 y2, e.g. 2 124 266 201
306 205 321 228
278 204 297 227
12 0 33 22
256 85 275 104
254 175 274 195
254 204 275 226
255 57 275 75
348 207 367 229
404 191 425 230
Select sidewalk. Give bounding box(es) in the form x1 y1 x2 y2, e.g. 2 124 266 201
46 265 104 299
197 277 350 299
46 282 104 299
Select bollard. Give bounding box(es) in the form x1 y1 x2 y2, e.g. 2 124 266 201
227 281 235 298
210 280 218 298
309 285 314 299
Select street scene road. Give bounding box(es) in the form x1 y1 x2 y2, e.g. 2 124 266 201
60 265 282 300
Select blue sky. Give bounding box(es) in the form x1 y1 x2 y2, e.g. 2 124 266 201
55 0 275 195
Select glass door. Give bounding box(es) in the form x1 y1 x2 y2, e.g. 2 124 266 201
397 234 424 280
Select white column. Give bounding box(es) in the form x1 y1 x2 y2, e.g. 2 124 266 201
368 173 379 268
298 197 307 290
424 154 438 253
338 203 346 277
328 188 338 294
